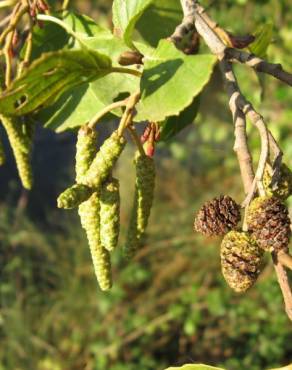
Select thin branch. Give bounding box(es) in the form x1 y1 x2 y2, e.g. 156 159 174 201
277 251 292 271
225 48 292 87
88 100 127 129
117 91 140 137
62 0 70 10
272 253 292 321
0 3 28 45
128 125 145 156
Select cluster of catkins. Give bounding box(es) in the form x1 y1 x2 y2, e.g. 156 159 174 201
194 163 292 293
57 127 155 291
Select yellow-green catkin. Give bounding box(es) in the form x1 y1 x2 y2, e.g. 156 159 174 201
75 126 98 183
0 115 33 189
0 133 5 166
100 177 120 251
84 131 126 189
78 193 112 291
124 152 155 259
57 183 92 209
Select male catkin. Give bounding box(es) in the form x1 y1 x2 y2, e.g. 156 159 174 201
57 184 93 209
75 126 98 183
0 134 5 166
0 115 33 189
100 177 120 251
84 131 126 189
124 152 155 258
78 193 112 291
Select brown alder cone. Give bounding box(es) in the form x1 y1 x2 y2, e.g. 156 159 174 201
194 195 241 236
246 196 291 253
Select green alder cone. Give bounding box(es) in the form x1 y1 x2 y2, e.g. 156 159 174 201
0 115 33 189
83 131 126 189
263 163 292 200
124 152 156 259
221 231 263 293
75 126 98 183
57 184 93 209
78 193 112 291
100 177 120 251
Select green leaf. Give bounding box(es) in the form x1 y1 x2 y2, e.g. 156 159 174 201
136 40 216 122
112 0 154 48
0 49 112 116
165 365 226 370
137 0 183 47
159 96 200 141
249 22 273 58
38 36 139 132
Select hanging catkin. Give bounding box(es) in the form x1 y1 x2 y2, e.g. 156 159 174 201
57 183 93 209
0 132 5 166
78 192 112 291
75 126 98 183
0 115 33 190
83 130 126 189
100 177 120 251
124 152 155 259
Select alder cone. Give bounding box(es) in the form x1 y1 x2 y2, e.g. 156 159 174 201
246 196 291 253
194 195 241 236
221 231 263 293
263 163 292 200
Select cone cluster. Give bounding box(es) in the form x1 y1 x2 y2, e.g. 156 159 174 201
246 196 291 253
194 195 241 236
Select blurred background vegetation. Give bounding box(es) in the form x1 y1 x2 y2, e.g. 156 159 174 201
0 0 292 369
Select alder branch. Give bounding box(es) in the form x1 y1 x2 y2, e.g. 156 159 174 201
225 48 292 87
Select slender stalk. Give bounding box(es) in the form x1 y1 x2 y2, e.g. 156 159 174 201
88 100 127 129
128 125 145 156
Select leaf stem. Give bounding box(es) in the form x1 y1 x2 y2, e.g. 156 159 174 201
111 66 142 77
62 0 70 10
117 91 140 137
128 125 145 156
88 100 127 129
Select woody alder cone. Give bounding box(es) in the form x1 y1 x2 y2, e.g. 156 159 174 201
246 196 291 253
194 195 241 236
221 231 263 293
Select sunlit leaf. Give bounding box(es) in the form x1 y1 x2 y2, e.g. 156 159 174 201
136 40 216 122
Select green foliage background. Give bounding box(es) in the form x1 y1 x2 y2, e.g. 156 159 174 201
0 1 292 370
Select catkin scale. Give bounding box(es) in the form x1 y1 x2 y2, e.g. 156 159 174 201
124 152 155 259
78 193 112 291
263 163 292 200
75 126 98 183
57 184 93 209
83 131 126 189
100 177 120 251
0 115 33 189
